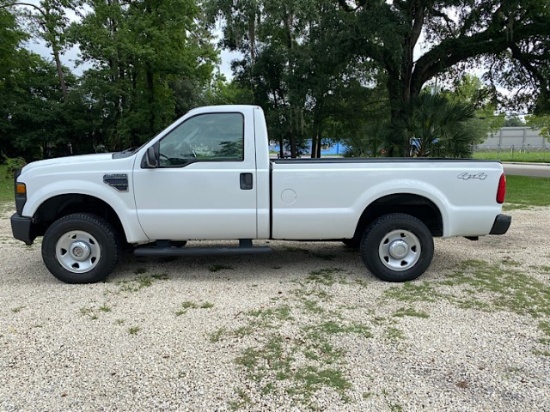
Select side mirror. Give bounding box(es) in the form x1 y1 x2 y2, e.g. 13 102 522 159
143 144 159 168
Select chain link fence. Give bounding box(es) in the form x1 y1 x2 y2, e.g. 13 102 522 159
473 127 550 162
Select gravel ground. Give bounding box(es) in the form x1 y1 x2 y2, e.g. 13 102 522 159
1 205 549 411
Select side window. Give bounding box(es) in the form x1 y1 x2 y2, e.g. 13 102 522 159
158 113 244 166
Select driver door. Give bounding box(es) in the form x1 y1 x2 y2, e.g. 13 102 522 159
133 111 258 240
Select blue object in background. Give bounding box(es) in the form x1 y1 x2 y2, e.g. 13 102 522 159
270 139 348 156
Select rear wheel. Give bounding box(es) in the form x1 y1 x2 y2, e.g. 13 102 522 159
42 213 119 284
360 213 434 282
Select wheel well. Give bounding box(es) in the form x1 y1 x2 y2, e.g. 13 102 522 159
352 194 443 240
33 194 126 242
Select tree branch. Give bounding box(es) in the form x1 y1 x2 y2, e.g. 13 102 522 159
0 2 47 18
411 20 550 96
430 8 455 37
509 43 549 96
409 1 424 50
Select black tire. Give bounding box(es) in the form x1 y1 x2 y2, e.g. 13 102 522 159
360 213 434 282
42 213 119 284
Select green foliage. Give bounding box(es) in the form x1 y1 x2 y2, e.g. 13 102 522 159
3 157 26 176
526 114 550 141
444 74 505 140
0 49 72 160
337 0 550 155
0 164 13 203
0 8 27 86
503 116 526 127
202 74 254 106
390 92 477 158
2 0 550 160
68 0 217 150
209 0 378 158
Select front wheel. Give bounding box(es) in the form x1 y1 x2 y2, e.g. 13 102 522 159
42 213 119 284
360 213 434 282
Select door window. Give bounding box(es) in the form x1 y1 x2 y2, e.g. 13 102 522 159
158 113 244 166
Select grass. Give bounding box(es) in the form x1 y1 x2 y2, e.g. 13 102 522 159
212 273 398 410
80 307 99 320
212 261 468 409
80 304 111 319
234 328 354 405
176 301 215 316
386 260 550 318
99 304 112 312
247 305 294 326
473 151 550 163
304 267 344 286
393 307 430 319
384 260 550 355
114 273 169 293
505 175 550 208
385 327 405 341
305 320 372 339
0 164 13 203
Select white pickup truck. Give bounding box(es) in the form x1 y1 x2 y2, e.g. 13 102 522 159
11 105 511 284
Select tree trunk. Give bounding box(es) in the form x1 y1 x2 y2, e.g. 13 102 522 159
386 70 410 157
52 44 68 102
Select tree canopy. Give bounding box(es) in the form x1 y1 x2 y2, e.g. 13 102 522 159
1 0 549 161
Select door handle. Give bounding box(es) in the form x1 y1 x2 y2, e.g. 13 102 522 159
240 173 253 190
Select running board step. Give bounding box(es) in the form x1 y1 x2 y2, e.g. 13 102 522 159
134 240 272 257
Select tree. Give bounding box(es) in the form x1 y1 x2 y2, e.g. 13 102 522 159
389 92 477 157
337 0 550 155
0 8 24 125
0 10 71 160
202 73 254 106
0 0 78 101
442 74 504 149
327 76 390 157
526 114 550 141
1 50 70 160
209 0 380 158
71 0 217 149
503 116 526 127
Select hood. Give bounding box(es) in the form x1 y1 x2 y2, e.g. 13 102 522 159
21 153 115 174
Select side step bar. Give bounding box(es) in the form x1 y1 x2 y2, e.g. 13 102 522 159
134 239 272 257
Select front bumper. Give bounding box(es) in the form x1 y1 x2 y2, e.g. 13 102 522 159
489 214 512 235
11 214 35 245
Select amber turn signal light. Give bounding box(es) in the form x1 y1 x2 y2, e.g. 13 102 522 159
16 183 26 195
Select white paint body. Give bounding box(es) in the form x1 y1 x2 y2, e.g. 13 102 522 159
18 105 506 243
